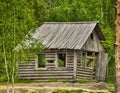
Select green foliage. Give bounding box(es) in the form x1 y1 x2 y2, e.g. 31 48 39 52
77 79 87 84
14 79 32 84
108 87 115 93
0 0 115 83
38 54 46 68
0 0 45 82
58 59 65 67
52 89 108 93
48 78 58 82
48 0 115 83
52 89 84 93
58 54 66 67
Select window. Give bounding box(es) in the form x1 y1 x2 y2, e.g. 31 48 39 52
57 53 66 67
81 52 96 68
38 54 46 68
86 59 94 68
90 33 94 40
47 60 54 63
81 52 86 67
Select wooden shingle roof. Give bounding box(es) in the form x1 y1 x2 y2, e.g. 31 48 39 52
32 22 105 49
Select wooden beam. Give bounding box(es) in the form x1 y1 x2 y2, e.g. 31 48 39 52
73 51 77 80
55 53 58 68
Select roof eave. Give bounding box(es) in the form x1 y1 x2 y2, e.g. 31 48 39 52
94 23 105 41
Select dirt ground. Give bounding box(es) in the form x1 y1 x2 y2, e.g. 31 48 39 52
0 82 114 93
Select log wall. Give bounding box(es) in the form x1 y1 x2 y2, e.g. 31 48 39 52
18 60 73 81
18 50 74 81
18 50 96 82
76 51 95 80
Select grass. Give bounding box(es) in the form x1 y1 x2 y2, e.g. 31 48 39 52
108 87 115 93
52 89 85 93
52 90 109 93
77 79 87 84
48 78 58 82
14 79 32 84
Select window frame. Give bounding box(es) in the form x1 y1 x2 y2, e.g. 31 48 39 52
81 52 96 69
36 53 47 70
56 52 67 68
47 60 55 64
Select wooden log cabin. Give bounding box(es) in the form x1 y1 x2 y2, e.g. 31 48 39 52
18 22 108 82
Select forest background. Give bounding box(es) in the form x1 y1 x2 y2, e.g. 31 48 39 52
0 0 115 83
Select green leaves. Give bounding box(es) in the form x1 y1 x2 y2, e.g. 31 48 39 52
0 0 44 81
0 0 115 82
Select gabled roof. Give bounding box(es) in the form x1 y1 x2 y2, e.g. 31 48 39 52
32 22 105 50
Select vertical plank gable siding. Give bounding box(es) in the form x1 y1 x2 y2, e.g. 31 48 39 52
82 31 104 51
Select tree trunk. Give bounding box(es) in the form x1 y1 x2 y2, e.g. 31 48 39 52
3 29 9 93
115 0 120 92
100 0 103 20
12 66 14 93
12 8 16 93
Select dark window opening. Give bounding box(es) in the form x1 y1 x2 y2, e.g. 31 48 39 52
87 52 93 56
47 60 54 63
90 33 94 40
38 54 46 68
58 53 66 67
81 52 86 67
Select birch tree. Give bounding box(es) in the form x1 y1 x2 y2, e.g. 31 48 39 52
0 1 37 93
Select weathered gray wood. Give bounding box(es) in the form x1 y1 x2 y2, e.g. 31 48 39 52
19 72 73 75
75 24 97 49
20 76 73 79
32 22 105 49
73 51 77 80
18 56 74 81
19 70 73 74
77 77 93 80
33 79 71 82
76 51 95 80
18 48 107 82
81 31 104 51
77 68 94 79
95 52 108 81
66 52 74 69
46 53 56 61
18 64 35 66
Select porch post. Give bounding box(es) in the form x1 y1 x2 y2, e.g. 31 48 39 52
73 51 77 80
